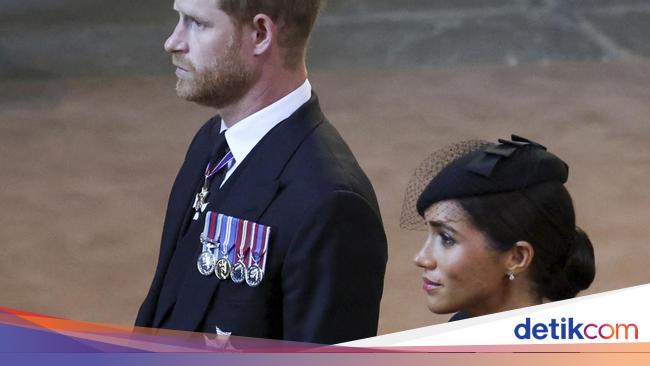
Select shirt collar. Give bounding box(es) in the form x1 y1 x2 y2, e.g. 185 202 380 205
219 79 312 167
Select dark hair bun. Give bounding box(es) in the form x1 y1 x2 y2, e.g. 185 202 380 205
544 226 596 301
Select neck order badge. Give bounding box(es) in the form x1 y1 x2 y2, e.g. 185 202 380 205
192 150 235 220
197 212 271 287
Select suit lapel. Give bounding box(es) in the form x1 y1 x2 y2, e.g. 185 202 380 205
165 94 324 331
161 119 224 266
148 120 222 328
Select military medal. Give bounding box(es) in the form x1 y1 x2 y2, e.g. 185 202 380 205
231 261 247 284
231 220 251 284
192 187 209 220
197 211 272 286
245 224 271 287
192 150 234 221
197 212 223 276
197 250 216 276
215 216 234 280
215 257 231 280
245 264 263 287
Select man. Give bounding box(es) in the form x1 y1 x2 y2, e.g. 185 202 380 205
135 0 388 344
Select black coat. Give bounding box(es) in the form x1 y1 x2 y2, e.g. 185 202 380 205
135 95 388 344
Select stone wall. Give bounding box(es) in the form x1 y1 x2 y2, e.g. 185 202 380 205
1 0 649 78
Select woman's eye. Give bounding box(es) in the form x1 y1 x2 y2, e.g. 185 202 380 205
439 232 456 247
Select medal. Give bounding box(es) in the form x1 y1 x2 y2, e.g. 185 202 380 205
215 216 234 280
192 150 234 220
215 258 232 280
231 260 246 283
192 186 209 220
245 264 263 287
197 251 216 276
197 212 222 276
196 211 272 286
231 220 251 284
245 224 271 287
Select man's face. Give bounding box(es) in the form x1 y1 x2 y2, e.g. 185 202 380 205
164 0 257 108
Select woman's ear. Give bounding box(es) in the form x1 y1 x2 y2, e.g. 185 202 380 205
505 241 534 277
250 14 275 55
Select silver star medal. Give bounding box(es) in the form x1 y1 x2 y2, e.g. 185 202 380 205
192 186 210 220
203 326 233 350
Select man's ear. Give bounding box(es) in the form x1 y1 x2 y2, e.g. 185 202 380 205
250 14 275 55
505 241 534 277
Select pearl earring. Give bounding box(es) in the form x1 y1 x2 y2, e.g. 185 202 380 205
507 271 515 281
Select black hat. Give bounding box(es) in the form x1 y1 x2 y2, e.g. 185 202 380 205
415 135 569 216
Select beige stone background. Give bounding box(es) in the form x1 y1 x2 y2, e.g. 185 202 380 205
1 0 649 335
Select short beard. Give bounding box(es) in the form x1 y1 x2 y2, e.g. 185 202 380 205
175 37 257 109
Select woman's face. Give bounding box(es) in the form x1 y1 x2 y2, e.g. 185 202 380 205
414 200 510 316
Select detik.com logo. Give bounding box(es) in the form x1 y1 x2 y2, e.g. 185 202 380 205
514 317 639 340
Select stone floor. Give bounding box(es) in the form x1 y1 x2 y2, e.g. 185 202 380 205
1 62 649 334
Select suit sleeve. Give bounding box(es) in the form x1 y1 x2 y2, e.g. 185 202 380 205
281 190 388 344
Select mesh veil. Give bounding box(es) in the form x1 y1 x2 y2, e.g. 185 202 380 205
400 139 490 230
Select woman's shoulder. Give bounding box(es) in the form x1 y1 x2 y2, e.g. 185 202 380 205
449 311 471 322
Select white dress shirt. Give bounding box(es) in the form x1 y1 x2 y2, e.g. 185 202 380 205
219 79 312 186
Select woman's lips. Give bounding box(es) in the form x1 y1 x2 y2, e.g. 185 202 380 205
422 277 442 292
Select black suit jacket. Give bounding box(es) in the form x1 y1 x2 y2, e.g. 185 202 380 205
135 94 388 344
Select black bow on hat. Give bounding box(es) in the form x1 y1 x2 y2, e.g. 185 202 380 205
466 135 547 177
416 135 569 216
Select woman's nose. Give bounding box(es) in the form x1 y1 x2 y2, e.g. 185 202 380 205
414 242 436 270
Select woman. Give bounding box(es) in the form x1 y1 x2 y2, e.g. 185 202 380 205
401 135 595 320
